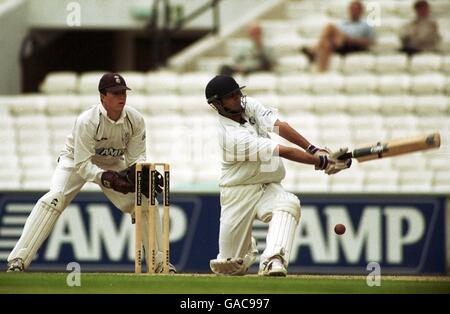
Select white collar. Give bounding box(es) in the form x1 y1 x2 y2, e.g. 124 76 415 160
98 103 126 124
218 113 248 127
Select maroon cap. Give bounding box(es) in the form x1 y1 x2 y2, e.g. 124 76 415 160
98 73 131 93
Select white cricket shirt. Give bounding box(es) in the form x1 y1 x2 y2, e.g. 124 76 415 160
59 103 146 184
217 97 285 187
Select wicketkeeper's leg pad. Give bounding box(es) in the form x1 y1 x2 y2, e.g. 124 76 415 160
8 191 65 268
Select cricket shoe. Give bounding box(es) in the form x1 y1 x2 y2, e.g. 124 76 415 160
155 262 177 274
258 256 287 277
6 258 25 272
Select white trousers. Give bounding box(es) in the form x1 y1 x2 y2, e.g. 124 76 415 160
217 183 301 266
8 157 137 267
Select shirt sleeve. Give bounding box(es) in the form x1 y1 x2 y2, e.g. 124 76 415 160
365 23 376 44
73 118 104 184
222 128 277 162
125 116 147 166
250 99 278 133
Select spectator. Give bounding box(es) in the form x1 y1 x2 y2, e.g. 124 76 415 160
400 0 441 55
220 22 275 76
302 1 375 72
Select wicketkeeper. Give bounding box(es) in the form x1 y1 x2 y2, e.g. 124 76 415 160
7 73 175 273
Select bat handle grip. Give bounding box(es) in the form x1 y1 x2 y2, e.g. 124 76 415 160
337 152 353 160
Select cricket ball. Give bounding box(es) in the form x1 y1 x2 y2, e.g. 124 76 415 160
334 224 346 235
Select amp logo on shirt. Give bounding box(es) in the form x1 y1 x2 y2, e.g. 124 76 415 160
96 148 125 157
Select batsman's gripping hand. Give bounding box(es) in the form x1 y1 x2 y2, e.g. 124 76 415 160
325 147 352 175
307 144 330 157
101 171 134 194
119 164 164 198
314 147 352 175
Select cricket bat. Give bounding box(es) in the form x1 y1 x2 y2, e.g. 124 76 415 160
337 132 441 163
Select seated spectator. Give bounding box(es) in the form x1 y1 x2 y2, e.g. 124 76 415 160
220 22 275 76
400 0 441 55
301 1 375 72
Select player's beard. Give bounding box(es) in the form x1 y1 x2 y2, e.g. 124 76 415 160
218 95 247 118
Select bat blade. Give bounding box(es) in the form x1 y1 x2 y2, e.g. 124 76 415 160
338 132 440 163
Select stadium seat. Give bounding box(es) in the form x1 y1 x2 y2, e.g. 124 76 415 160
413 96 448 115
277 74 311 94
375 16 403 35
351 130 389 148
278 95 313 113
349 114 383 131
311 73 344 94
78 95 100 112
433 171 450 192
275 55 309 73
344 74 377 94
125 94 146 112
319 129 352 148
373 35 401 53
178 95 208 113
398 170 433 192
346 95 380 114
145 71 178 94
196 56 233 73
442 56 450 74
378 95 414 115
0 155 19 170
329 168 364 192
120 72 146 93
245 73 277 94
328 55 343 72
143 95 179 113
342 54 375 73
296 169 330 193
15 115 48 129
45 95 80 115
178 72 213 95
391 154 427 171
364 170 399 193
377 74 411 95
426 154 450 171
39 72 78 94
375 54 408 73
288 112 317 133
394 1 414 19
383 115 417 131
359 158 392 171
9 95 46 116
411 73 446 94
296 16 333 38
409 53 442 73
262 19 299 36
252 93 279 110
416 115 449 133
311 95 347 113
266 35 304 57
78 72 105 94
48 115 77 132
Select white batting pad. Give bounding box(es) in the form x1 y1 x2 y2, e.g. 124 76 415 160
8 192 65 268
261 210 298 267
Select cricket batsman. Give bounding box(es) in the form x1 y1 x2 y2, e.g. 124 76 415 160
7 73 175 273
206 75 351 276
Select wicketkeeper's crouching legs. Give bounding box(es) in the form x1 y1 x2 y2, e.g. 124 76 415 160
7 192 66 270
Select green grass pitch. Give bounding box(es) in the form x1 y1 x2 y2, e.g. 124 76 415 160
1 273 450 294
